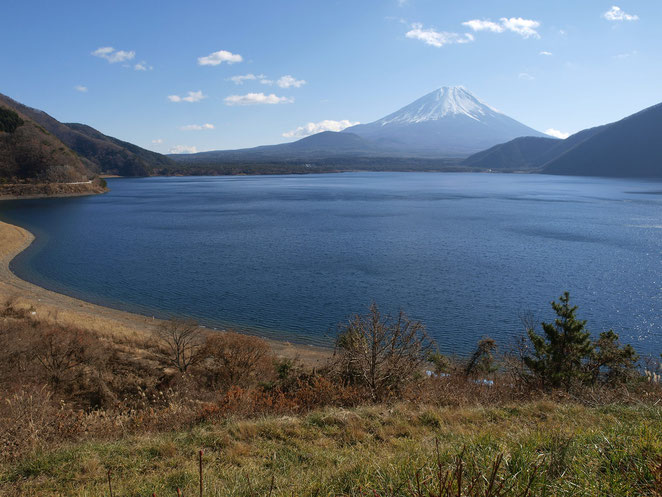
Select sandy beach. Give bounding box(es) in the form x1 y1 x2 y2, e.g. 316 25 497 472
0 219 331 366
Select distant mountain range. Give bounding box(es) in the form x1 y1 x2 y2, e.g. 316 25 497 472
2 87 661 182
463 101 662 177
172 86 546 163
0 93 175 178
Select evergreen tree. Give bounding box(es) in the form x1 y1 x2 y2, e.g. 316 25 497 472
589 330 638 384
524 292 593 389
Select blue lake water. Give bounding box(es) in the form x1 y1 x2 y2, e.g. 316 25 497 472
1 173 661 356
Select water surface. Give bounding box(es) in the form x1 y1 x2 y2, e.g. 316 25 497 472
1 173 660 355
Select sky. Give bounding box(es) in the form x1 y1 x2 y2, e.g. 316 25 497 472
2 0 660 153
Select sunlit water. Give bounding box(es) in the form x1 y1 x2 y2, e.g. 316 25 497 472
1 173 660 356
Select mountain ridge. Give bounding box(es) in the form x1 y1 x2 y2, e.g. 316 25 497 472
0 93 175 177
463 101 662 177
171 86 545 162
342 86 546 156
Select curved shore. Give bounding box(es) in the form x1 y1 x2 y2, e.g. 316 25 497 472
0 220 331 366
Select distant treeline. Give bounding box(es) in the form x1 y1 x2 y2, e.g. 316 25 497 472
156 157 473 176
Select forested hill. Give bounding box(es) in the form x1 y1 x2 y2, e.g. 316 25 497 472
0 93 174 177
0 104 91 184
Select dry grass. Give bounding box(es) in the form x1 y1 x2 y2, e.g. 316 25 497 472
1 402 661 496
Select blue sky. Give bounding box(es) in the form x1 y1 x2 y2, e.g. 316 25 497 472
2 0 660 153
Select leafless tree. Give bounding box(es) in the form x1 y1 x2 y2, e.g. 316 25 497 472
333 303 435 401
155 318 203 373
30 325 97 385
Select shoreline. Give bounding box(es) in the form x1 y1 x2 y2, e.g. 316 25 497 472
0 219 332 366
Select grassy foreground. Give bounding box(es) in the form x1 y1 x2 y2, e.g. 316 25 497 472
2 401 661 496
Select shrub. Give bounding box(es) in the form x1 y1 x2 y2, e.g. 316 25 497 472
29 324 100 386
465 337 498 377
589 330 639 384
428 351 453 375
198 331 274 389
333 303 436 401
0 106 24 133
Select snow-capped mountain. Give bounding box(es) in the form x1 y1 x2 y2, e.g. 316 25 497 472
343 86 546 156
170 86 546 163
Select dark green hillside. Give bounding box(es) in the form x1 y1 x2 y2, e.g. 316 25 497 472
0 107 23 133
0 104 92 184
463 126 610 171
0 93 175 177
544 102 662 177
463 136 559 170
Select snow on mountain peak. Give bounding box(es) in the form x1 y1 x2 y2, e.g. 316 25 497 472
377 86 501 126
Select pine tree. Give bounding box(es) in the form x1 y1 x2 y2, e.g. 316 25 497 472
589 330 638 384
524 292 593 389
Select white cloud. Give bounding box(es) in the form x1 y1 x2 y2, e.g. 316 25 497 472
405 23 474 47
518 72 535 80
228 74 275 85
134 61 153 71
152 139 163 144
74 85 88 92
229 73 256 84
92 46 135 63
277 75 306 88
180 123 215 130
224 92 294 106
462 20 504 33
198 50 243 66
501 18 541 38
614 50 638 59
169 145 198 154
539 51 553 56
463 17 540 38
603 6 638 21
545 128 570 139
167 90 206 103
283 119 360 138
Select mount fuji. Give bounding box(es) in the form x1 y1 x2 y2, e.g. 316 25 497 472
343 86 546 156
170 86 546 164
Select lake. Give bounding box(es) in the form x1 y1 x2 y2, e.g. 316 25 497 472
1 173 661 356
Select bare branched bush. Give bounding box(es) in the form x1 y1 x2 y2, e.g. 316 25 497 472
333 303 435 401
198 331 274 389
29 324 99 386
154 318 203 372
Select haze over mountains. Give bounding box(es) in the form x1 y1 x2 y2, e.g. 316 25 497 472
1 87 661 182
172 86 546 163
